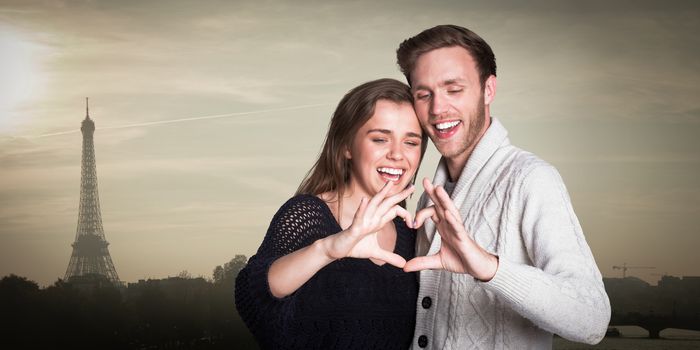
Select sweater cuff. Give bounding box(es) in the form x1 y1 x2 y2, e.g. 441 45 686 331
250 256 297 302
482 258 533 305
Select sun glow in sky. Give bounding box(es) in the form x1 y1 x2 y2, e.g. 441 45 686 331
0 26 48 133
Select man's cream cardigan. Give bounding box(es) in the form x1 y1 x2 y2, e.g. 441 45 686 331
412 118 610 349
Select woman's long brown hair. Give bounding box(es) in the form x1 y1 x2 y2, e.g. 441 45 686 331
295 78 428 215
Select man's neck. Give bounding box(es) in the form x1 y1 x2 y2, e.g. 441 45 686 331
446 152 470 182
445 116 492 182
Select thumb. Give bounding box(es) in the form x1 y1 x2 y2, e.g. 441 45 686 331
403 255 443 272
414 206 437 228
374 249 407 269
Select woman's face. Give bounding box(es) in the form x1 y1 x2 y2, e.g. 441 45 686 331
345 100 423 198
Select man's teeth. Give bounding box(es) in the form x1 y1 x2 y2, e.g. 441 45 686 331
435 120 460 130
377 167 404 176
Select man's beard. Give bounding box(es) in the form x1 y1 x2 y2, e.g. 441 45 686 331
465 97 487 153
435 96 486 160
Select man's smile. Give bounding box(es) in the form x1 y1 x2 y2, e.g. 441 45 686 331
433 120 462 139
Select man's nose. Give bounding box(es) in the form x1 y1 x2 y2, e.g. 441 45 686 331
429 92 448 117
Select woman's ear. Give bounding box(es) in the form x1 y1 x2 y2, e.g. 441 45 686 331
344 146 352 159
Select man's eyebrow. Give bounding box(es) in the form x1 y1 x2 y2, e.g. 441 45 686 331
412 84 430 92
442 78 467 86
412 78 468 91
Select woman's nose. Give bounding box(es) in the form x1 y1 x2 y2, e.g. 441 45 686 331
387 144 404 160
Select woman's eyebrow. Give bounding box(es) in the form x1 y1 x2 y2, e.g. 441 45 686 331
367 128 391 134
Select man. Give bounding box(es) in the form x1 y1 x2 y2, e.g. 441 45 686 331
397 25 610 349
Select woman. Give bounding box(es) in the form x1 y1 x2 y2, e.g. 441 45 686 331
235 78 428 349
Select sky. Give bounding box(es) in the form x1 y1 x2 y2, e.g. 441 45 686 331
0 0 698 287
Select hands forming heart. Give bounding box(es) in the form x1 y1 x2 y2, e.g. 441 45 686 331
321 178 498 281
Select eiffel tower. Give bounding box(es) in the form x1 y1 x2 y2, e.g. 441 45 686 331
64 98 120 284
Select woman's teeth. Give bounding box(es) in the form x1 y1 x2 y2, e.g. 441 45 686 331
377 167 404 175
377 167 404 181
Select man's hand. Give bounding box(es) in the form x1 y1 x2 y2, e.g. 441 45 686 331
405 178 499 281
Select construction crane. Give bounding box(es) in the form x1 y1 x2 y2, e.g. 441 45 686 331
612 263 655 278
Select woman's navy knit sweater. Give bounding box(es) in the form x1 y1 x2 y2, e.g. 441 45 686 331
235 194 418 349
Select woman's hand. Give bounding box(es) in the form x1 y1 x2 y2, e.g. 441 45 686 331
268 181 415 298
320 181 414 268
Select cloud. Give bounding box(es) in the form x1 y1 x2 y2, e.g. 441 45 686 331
18 103 329 138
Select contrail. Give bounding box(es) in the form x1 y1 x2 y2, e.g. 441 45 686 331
23 103 329 139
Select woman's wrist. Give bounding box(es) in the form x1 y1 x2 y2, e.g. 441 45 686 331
313 237 338 263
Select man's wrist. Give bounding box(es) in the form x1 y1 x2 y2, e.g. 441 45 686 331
476 254 499 282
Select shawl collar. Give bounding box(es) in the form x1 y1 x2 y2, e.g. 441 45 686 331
423 118 510 255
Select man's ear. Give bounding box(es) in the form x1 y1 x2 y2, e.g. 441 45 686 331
483 75 497 106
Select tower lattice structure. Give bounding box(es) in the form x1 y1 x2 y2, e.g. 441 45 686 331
64 98 120 284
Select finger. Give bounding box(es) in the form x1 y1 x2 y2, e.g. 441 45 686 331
414 206 438 228
350 197 368 235
386 183 415 204
443 209 468 241
353 197 367 220
422 178 445 222
422 177 434 197
381 205 414 229
374 250 407 268
376 184 414 215
422 178 442 211
367 181 394 212
434 185 462 223
403 255 444 272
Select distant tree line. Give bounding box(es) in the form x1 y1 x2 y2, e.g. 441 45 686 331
0 254 258 349
5 258 698 347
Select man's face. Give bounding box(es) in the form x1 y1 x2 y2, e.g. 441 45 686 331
410 46 493 162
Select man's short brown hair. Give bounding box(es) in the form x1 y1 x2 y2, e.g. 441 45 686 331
397 25 497 87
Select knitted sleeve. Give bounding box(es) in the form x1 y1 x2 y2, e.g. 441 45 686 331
234 195 337 344
483 164 611 344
